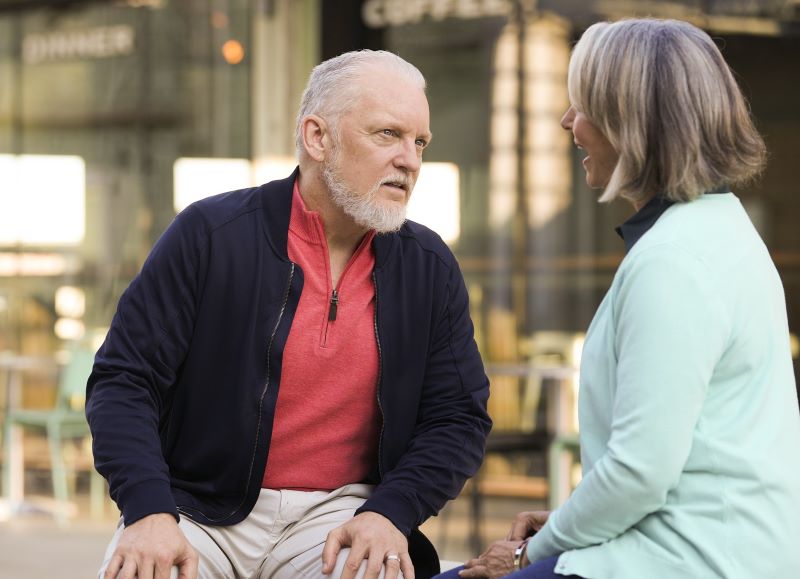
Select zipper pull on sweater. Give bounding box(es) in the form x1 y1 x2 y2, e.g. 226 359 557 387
328 289 339 321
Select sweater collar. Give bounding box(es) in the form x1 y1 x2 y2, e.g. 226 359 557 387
290 179 326 246
615 195 675 253
258 167 396 267
615 185 729 252
290 178 377 251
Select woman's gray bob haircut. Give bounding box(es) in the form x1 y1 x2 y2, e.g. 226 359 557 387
295 50 426 155
569 18 766 203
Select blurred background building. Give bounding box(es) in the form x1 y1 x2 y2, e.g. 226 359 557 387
0 0 799 570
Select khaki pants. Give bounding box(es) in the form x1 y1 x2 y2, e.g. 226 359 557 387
99 483 403 578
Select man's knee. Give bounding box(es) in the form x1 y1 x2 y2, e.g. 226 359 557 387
97 518 226 579
265 546 404 579
315 547 405 579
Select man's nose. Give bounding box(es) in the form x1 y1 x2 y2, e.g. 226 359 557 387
394 138 422 173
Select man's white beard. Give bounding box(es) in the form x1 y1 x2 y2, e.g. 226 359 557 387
322 149 411 234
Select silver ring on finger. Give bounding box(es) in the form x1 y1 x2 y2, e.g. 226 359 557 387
385 554 401 563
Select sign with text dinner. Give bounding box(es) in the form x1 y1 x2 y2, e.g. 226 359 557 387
22 24 135 64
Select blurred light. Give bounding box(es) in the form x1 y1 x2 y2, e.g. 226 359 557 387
703 15 780 36
0 155 85 246
407 162 460 245
173 157 252 212
0 295 7 312
525 27 570 75
0 252 69 277
524 18 572 230
222 39 245 65
54 318 86 341
252 156 296 185
489 25 520 231
89 327 109 351
55 286 86 318
211 10 229 28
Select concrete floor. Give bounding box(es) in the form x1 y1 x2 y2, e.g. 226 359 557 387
0 511 113 579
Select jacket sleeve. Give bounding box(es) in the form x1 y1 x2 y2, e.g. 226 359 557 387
85 206 209 526
527 245 730 562
357 254 492 534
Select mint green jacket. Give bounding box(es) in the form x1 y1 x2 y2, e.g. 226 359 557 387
527 193 800 578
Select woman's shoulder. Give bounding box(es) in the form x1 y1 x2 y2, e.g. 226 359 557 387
627 193 761 266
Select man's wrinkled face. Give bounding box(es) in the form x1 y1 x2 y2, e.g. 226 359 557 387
322 67 431 233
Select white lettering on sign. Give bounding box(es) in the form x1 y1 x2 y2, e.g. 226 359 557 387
22 25 135 65
362 0 510 28
122 0 165 7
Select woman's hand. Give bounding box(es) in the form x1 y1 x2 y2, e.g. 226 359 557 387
506 510 550 541
457 511 552 578
458 540 519 579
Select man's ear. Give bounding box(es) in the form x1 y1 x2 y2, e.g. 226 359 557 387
300 115 330 162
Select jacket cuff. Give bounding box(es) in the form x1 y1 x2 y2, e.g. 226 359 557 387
119 479 179 526
356 487 418 536
526 523 559 564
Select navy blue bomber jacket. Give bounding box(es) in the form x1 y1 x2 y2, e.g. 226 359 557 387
86 170 492 542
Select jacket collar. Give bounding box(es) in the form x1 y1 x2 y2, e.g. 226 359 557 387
372 230 397 270
258 167 298 262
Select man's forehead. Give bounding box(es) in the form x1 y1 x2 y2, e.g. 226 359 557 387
353 75 429 118
356 65 424 96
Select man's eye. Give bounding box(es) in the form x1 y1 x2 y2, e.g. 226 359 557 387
382 129 395 137
415 139 427 148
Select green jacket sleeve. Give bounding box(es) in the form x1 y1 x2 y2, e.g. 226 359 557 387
528 244 731 561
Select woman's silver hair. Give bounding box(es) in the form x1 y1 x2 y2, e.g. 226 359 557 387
569 18 766 203
295 50 426 155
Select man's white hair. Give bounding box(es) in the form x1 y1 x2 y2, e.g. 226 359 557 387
295 50 426 156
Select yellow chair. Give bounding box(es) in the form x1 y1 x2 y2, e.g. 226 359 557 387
2 348 105 524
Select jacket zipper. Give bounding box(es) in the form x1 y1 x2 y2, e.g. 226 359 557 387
178 262 296 522
328 289 339 321
372 271 385 479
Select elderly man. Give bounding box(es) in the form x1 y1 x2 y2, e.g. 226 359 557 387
87 50 491 579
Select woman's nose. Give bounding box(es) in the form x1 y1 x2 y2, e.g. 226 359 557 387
560 106 575 130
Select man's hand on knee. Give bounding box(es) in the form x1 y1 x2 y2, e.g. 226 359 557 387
322 511 413 579
103 513 198 579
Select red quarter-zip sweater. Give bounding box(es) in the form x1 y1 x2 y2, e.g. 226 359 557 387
262 182 379 490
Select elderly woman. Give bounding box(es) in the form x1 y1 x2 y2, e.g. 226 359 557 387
437 18 800 579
